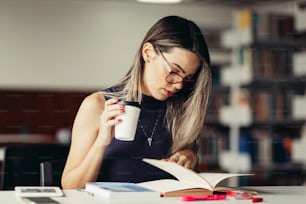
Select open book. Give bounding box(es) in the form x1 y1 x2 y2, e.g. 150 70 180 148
137 158 253 197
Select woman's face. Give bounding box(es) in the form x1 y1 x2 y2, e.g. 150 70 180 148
141 44 200 101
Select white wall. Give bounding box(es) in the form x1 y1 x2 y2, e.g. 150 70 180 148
0 0 232 90
0 0 300 171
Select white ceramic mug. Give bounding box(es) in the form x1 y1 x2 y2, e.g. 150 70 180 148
115 101 141 141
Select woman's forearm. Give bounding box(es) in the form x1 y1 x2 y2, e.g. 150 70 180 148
61 144 107 189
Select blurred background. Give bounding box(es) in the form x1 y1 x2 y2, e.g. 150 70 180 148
0 0 305 187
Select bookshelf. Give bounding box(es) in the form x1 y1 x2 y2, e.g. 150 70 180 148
201 8 306 186
292 2 306 177
203 28 231 125
200 28 231 171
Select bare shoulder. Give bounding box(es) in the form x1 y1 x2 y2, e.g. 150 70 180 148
79 91 105 112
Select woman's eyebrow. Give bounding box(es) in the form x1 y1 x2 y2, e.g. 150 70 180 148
172 62 196 77
172 62 186 74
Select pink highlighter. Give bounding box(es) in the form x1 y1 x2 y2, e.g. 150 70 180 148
179 194 227 202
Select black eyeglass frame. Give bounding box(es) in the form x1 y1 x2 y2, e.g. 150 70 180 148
155 47 196 85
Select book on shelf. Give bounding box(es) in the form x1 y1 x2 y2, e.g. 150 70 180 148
140 158 252 197
85 182 159 199
85 158 253 197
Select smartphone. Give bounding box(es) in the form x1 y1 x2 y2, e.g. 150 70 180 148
21 197 60 204
15 186 64 197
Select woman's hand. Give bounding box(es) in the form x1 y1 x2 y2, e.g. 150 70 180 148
164 149 198 170
95 98 124 147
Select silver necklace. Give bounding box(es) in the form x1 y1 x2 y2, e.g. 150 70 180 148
138 112 161 146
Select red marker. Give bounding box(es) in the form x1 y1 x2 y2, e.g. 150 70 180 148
252 197 263 202
179 194 227 202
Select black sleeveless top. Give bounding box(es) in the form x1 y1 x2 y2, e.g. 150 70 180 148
98 87 175 183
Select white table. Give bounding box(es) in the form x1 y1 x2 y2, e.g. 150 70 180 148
0 186 305 204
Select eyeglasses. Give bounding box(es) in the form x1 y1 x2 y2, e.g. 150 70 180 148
156 48 195 84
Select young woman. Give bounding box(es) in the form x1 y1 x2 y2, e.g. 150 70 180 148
61 15 212 189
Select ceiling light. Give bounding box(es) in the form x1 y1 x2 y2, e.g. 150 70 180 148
137 0 183 4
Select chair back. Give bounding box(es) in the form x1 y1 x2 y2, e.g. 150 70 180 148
0 144 69 190
40 159 67 187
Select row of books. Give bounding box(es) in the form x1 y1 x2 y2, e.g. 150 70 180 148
226 47 302 79
252 90 291 121
206 88 230 122
235 9 295 41
250 89 306 121
200 126 300 168
214 47 305 86
207 88 305 122
251 48 293 78
207 9 304 50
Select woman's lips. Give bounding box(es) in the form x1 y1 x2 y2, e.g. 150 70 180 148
165 90 173 96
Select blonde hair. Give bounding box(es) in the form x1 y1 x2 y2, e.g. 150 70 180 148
103 16 212 153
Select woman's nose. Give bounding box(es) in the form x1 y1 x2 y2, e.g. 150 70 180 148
173 81 184 91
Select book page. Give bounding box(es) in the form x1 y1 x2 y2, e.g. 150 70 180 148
199 173 253 188
138 179 202 193
143 158 213 190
